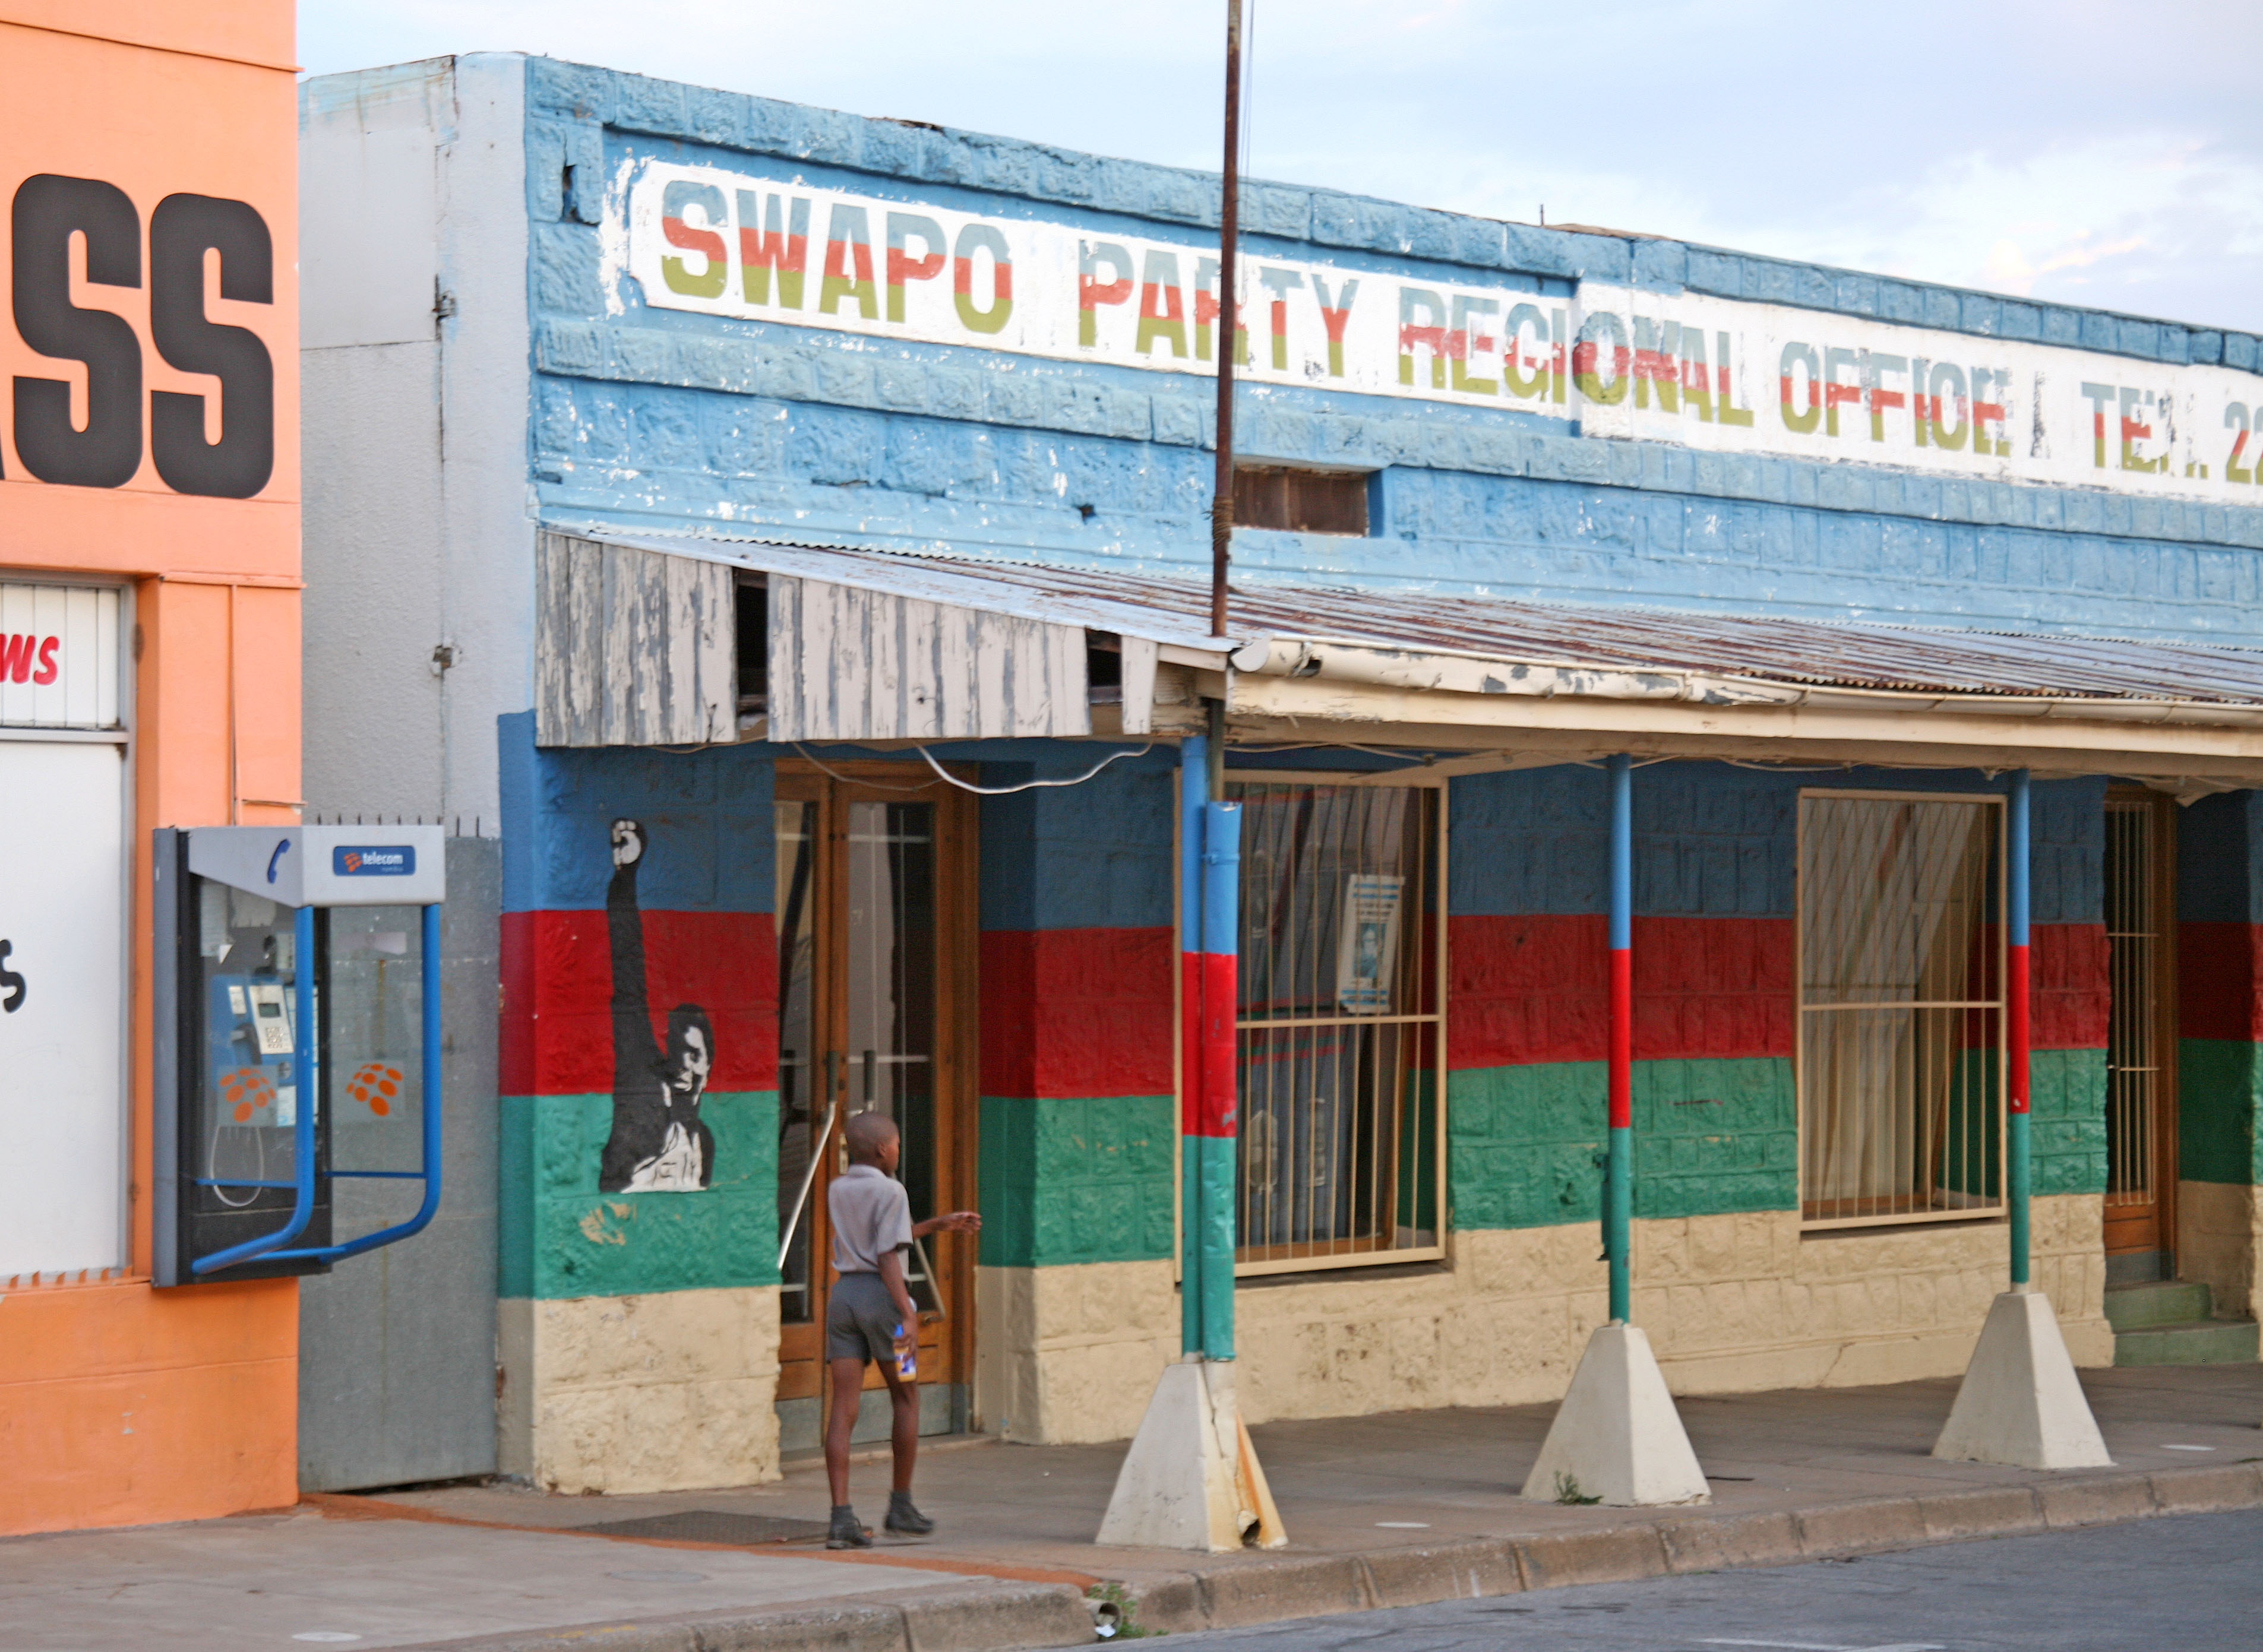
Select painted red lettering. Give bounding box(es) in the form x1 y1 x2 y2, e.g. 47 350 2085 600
32 635 58 686
0 634 35 683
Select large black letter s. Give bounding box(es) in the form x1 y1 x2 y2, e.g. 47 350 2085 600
149 194 274 498
12 175 143 488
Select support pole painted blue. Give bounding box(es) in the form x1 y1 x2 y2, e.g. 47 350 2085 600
1178 736 1209 1357
1605 753 1633 1325
2006 770 2032 1288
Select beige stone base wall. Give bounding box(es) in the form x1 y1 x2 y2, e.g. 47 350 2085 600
2179 1181 2262 1318
975 1195 2110 1444
497 1287 782 1493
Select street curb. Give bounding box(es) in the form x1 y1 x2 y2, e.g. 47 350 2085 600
372 1462 2263 1651
1114 1461 2263 1638
381 1580 1092 1652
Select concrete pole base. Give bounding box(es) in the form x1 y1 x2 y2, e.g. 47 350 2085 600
1933 1287 2113 1469
1519 1322 1710 1507
1096 1359 1287 1552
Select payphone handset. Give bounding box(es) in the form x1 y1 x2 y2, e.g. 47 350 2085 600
155 824 448 1286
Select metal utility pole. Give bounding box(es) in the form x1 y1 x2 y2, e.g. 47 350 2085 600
1209 0 1243 643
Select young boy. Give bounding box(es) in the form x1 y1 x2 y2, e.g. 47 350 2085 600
824 1109 980 1549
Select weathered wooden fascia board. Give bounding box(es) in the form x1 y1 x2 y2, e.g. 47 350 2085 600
1227 638 2263 729
766 573 1090 742
1215 715 2263 789
534 531 735 747
594 528 1236 658
1222 669 2263 767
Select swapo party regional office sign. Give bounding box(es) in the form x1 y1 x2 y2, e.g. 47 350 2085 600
622 161 2263 507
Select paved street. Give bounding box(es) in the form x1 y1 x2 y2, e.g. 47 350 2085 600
1145 1508 2263 1651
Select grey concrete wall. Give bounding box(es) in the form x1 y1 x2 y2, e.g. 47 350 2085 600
301 55 532 829
298 837 501 1491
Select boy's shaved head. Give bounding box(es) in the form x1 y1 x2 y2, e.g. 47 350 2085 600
845 1110 900 1161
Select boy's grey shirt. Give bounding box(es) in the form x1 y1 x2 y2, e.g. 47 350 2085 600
829 1162 913 1274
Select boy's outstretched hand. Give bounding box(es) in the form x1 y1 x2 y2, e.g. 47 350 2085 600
915 1210 982 1236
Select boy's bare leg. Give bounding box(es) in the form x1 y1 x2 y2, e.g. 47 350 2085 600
881 1363 918 1494
824 1357 868 1507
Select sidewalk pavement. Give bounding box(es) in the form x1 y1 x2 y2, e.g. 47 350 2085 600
6 1364 2259 1651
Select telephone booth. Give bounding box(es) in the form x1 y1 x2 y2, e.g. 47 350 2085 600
152 825 447 1285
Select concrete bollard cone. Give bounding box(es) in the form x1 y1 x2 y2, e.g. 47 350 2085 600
1519 1322 1709 1507
1933 1287 2112 1469
1096 1359 1286 1552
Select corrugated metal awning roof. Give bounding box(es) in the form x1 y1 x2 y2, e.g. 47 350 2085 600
599 528 2263 711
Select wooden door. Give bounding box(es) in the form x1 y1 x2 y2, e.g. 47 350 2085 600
2104 789 2178 1258
773 762 976 1441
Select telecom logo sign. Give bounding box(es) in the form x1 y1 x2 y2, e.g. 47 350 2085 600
334 846 416 877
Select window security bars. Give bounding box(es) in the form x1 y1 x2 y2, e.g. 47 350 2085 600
1226 780 1443 1274
1798 792 2003 1229
2104 795 2169 1223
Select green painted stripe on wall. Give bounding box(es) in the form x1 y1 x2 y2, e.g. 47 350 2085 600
2032 1046 2107 1196
978 1093 1175 1268
497 1090 780 1299
1449 1056 1796 1229
1447 1047 2106 1230
2179 1039 2263 1185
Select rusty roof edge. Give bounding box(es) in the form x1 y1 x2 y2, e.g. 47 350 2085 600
556 524 2263 716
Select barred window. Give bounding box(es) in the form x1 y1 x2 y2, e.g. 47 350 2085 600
1798 791 2003 1229
1224 778 1443 1274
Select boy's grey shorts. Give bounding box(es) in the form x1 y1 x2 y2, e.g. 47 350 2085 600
826 1270 906 1365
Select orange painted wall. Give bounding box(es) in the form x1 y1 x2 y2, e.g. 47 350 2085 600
0 2 302 1537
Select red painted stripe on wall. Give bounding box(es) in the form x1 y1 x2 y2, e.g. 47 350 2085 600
1447 914 2107 1069
2179 921 2263 1042
1449 914 1793 1067
2031 922 2109 1050
981 926 1174 1099
499 909 777 1095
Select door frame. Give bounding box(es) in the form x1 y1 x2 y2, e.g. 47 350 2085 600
773 758 979 1426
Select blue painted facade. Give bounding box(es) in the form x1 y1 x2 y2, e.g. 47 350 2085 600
521 56 2263 644
295 50 2263 1472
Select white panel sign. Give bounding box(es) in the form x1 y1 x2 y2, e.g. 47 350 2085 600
619 162 2263 507
0 583 122 729
1570 283 2263 505
618 161 1580 418
0 740 126 1274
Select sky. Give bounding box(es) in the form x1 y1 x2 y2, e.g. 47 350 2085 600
299 0 2263 334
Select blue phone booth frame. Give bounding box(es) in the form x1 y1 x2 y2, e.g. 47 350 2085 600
153 825 447 1284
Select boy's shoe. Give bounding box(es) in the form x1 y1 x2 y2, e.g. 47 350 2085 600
826 1505 872 1549
883 1491 935 1534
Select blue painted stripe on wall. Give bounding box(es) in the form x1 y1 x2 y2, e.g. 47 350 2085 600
979 755 1175 934
1447 764 2102 925
2179 791 2261 925
498 712 775 914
